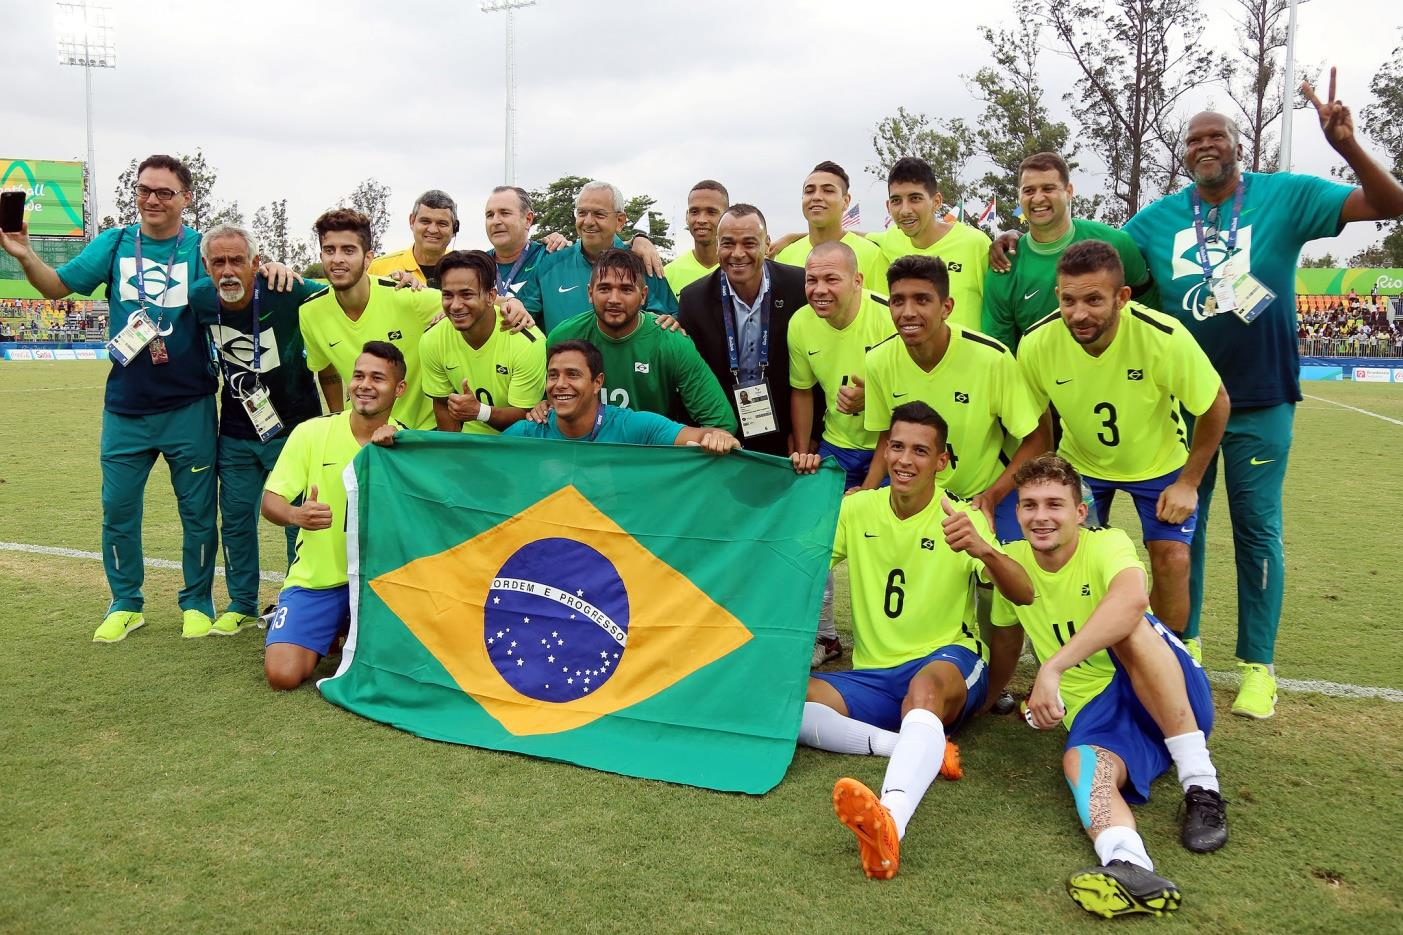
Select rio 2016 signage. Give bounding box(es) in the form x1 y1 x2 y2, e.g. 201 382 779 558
1295 267 1403 296
0 159 86 238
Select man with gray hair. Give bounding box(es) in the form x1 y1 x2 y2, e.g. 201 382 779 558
516 180 677 332
1120 70 1403 718
189 223 326 635
371 189 459 287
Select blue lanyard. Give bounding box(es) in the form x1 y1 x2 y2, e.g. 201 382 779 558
133 229 185 327
495 242 538 295
214 278 263 381
719 274 770 379
1190 181 1244 282
587 406 605 441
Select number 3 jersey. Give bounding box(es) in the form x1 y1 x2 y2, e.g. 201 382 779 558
418 311 546 434
1016 301 1221 482
832 487 999 670
989 526 1145 729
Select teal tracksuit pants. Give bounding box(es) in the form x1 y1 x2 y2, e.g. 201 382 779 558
1184 403 1294 664
100 397 218 617
217 434 297 616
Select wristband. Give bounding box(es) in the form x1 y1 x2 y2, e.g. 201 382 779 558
476 403 493 423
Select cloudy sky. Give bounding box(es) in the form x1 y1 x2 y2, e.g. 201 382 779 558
8 0 1398 260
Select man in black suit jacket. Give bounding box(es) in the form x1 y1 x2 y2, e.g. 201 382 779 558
677 203 808 459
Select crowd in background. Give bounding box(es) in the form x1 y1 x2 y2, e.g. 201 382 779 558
1296 290 1401 356
0 298 107 341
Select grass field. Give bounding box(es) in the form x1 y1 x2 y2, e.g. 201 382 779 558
2 362 1401 934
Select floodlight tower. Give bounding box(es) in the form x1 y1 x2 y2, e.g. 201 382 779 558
1279 0 1300 172
481 0 536 185
55 0 116 242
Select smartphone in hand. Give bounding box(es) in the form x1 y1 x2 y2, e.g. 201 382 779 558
0 191 24 233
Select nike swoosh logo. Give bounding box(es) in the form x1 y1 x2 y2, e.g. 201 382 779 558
1024 289 1039 300
1250 457 1276 465
329 341 341 348
808 350 820 356
1055 378 1073 385
557 285 578 293
863 533 879 538
893 392 908 398
446 364 459 369
322 462 337 467
190 466 210 473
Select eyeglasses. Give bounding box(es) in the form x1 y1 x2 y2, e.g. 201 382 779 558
135 185 185 202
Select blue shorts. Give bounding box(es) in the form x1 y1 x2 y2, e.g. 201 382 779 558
1066 617 1215 805
812 644 988 733
818 439 876 489
265 584 351 656
993 488 1023 543
1084 468 1196 544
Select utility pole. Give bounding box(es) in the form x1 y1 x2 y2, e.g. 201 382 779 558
481 0 537 185
1279 0 1300 171
55 1 116 242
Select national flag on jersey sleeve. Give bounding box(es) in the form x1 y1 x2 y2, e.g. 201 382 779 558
318 432 844 793
841 202 861 230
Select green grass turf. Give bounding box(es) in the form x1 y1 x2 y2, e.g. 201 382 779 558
2 362 1401 933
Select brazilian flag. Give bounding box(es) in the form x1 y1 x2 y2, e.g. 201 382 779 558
318 432 844 793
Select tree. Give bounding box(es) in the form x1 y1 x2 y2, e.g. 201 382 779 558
622 193 674 254
1357 32 1403 267
1299 252 1338 268
867 107 978 209
343 178 392 254
526 176 673 251
527 175 590 242
1042 0 1216 223
968 0 1076 216
1220 0 1295 172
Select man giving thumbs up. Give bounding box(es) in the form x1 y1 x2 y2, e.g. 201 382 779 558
258 342 407 690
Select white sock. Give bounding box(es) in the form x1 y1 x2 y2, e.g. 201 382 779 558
798 702 898 756
1164 730 1219 793
879 708 945 840
1093 825 1154 871
817 573 838 641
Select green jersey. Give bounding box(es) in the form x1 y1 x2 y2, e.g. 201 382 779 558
982 219 1149 353
787 290 896 450
991 527 1145 729
548 312 737 431
419 312 546 435
1017 302 1222 481
834 487 997 670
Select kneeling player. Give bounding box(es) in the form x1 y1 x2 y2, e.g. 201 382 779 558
971 454 1227 918
259 342 406 690
799 401 1034 879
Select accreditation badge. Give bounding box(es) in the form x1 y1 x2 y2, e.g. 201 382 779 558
1228 271 1275 325
242 383 285 441
733 378 778 438
107 309 159 367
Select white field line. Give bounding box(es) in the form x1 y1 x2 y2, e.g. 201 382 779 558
4 537 1399 702
0 540 285 582
1303 393 1403 427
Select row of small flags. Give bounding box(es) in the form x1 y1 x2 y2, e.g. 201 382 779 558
873 196 1022 232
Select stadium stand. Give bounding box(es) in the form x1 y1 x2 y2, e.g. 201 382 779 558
1296 293 1400 358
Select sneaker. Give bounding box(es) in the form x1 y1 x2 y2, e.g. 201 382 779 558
1182 637 1202 664
939 739 963 781
1180 786 1228 853
832 777 900 880
811 635 842 668
1232 662 1277 719
210 611 258 637
990 690 1017 715
93 610 145 643
1067 859 1182 918
181 609 214 639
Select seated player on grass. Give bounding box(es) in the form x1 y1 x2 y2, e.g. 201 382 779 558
258 342 407 690
971 454 1227 919
799 401 1034 880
